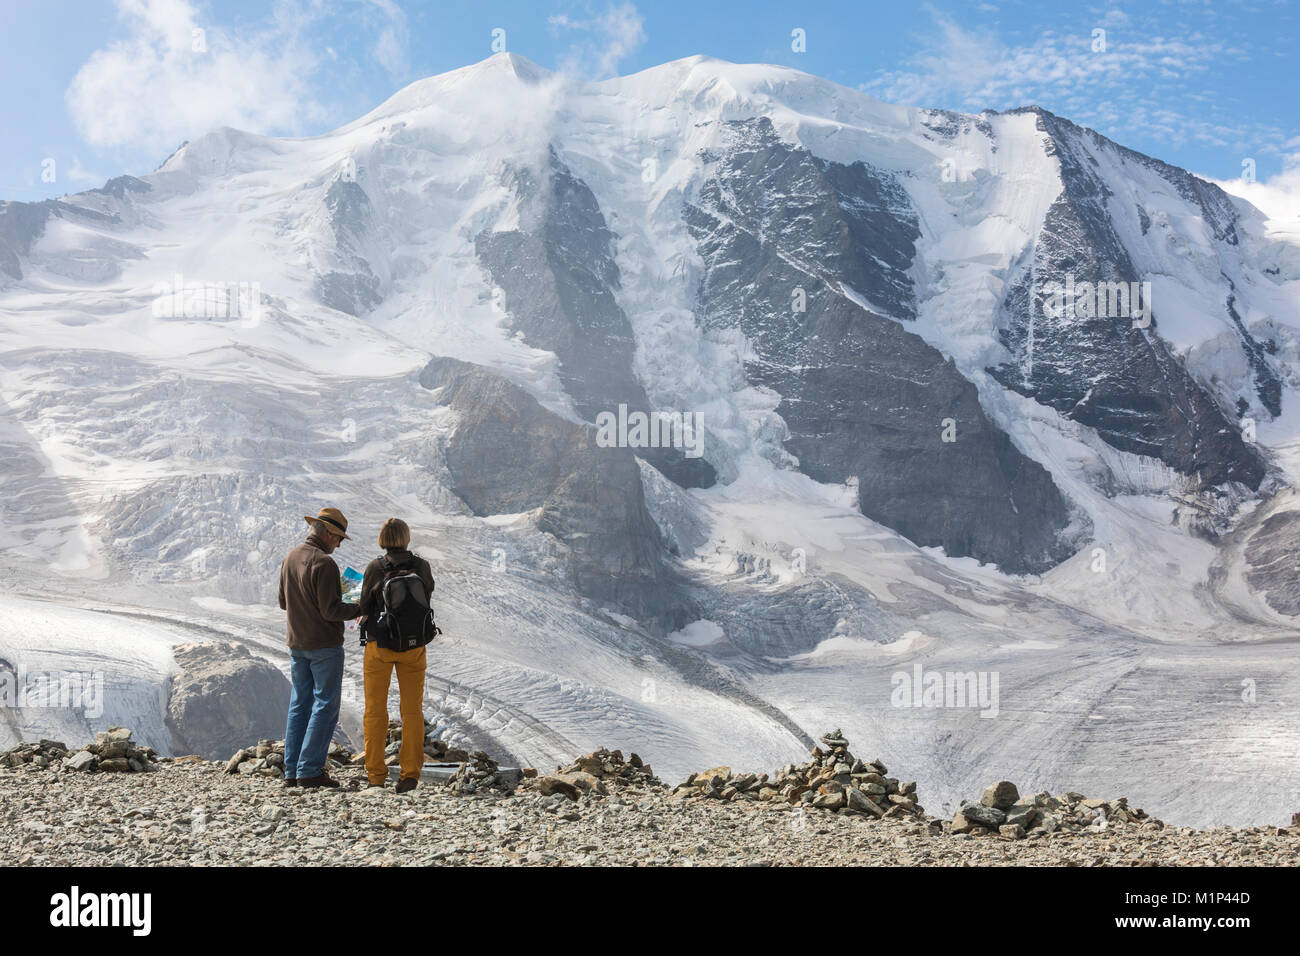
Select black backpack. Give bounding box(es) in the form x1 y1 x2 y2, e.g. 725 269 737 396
366 556 440 651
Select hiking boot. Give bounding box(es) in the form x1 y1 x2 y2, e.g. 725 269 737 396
366 780 385 789
298 773 340 789
284 777 297 788
395 777 418 794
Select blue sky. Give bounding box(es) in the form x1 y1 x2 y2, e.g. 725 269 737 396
2 0 1296 201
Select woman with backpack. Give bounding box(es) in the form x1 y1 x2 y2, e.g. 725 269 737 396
358 518 437 792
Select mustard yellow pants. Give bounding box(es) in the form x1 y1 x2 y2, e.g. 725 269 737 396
363 641 427 785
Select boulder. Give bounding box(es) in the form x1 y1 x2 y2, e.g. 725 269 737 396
65 751 96 772
811 790 845 810
535 776 581 802
225 749 250 774
1005 804 1039 829
959 801 1006 827
166 643 291 761
980 781 1020 810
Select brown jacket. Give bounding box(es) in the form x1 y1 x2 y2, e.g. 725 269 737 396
278 532 361 650
359 549 435 620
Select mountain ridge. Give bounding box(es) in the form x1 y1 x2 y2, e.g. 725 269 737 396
2 52 1299 828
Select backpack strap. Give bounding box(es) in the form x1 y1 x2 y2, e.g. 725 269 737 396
380 555 415 577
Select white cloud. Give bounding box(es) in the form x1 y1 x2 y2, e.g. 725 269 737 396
861 7 1285 157
1214 153 1300 226
66 0 411 153
549 2 646 79
66 0 329 151
66 157 104 186
362 0 410 82
866 12 1225 112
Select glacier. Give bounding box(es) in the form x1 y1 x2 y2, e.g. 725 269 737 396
1 53 1299 827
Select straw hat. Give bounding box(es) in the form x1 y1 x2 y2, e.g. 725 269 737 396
304 507 351 540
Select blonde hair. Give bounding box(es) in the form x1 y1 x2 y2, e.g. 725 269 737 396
378 518 411 550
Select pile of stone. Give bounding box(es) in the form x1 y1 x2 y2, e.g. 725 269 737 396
448 751 513 793
1 739 71 770
674 729 923 820
224 739 356 778
385 718 472 765
0 727 158 773
952 780 1163 839
527 747 660 802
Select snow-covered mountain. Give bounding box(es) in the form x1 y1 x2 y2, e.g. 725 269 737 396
3 53 1300 826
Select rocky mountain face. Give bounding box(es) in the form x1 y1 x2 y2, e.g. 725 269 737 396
418 356 681 627
314 179 386 317
0 175 151 284
991 109 1268 490
686 117 1075 573
475 149 716 489
3 55 1283 592
3 56 1299 825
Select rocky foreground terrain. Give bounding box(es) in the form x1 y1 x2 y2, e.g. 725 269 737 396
3 729 1298 867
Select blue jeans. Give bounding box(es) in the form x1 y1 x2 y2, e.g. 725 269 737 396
284 646 345 779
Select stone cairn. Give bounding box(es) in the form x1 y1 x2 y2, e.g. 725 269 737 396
224 739 355 777
951 780 1163 839
223 721 515 787
525 747 660 802
448 751 509 793
674 729 924 820
1 727 158 773
390 719 517 790
387 718 472 765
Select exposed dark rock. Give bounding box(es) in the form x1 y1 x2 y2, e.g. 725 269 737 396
475 149 716 489
991 108 1266 490
958 800 1006 827
314 178 383 316
0 198 117 281
686 117 1075 573
1 728 158 773
92 175 152 200
981 780 1020 809
225 737 355 777
419 355 685 626
918 108 994 142
1243 506 1300 616
166 642 290 761
1225 286 1281 418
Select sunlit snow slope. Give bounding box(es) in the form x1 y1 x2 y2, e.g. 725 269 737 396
2 54 1299 826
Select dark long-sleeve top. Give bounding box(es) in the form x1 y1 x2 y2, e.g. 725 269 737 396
358 548 436 619
278 532 361 649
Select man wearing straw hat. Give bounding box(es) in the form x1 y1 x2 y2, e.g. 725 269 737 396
277 507 361 788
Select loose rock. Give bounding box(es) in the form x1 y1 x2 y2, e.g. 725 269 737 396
675 729 924 822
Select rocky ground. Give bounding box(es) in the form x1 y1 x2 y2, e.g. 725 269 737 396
2 731 1298 866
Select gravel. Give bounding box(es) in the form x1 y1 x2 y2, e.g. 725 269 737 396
2 759 1298 866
